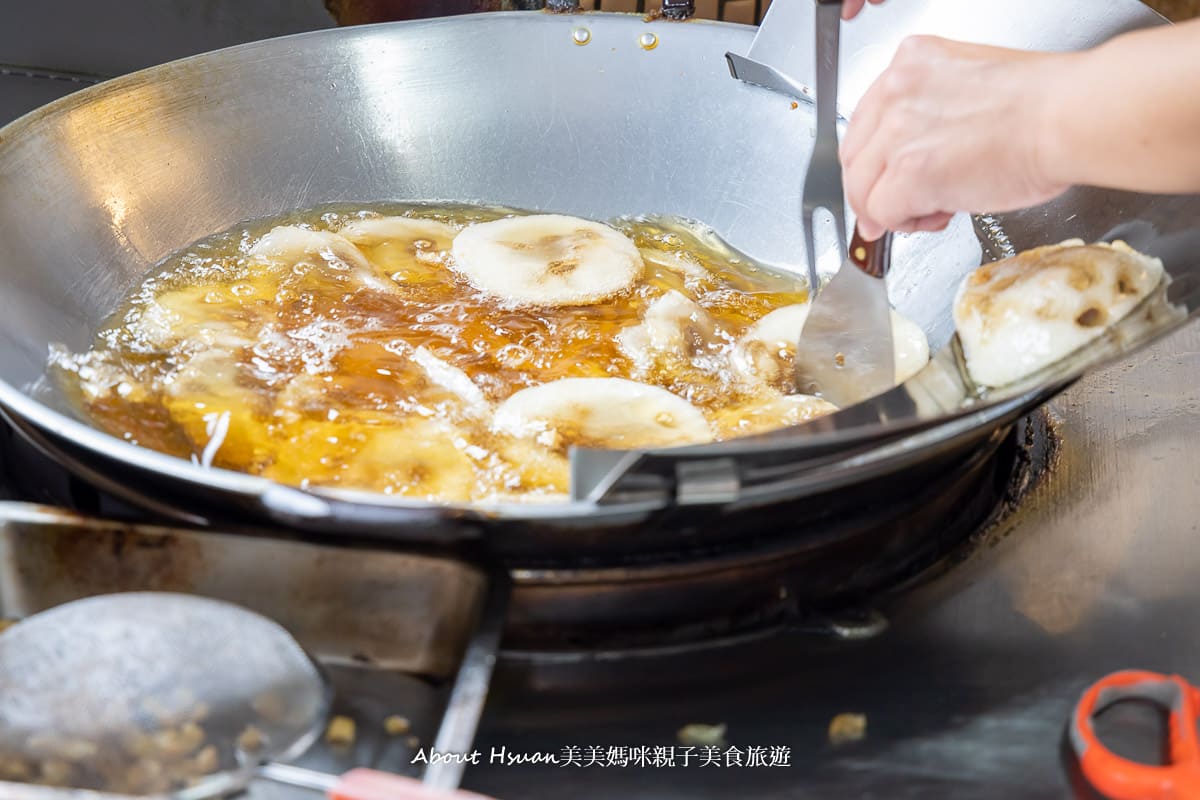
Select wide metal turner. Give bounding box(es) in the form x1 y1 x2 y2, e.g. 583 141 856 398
795 229 895 405
795 0 895 407
0 593 476 800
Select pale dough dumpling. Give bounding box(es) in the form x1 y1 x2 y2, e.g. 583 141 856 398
732 303 929 393
162 349 263 468
617 290 720 375
135 285 261 351
710 393 838 439
493 377 712 451
249 225 393 293
491 377 712 495
338 216 457 249
954 240 1164 387
411 346 490 415
338 216 459 279
451 215 644 306
262 418 481 503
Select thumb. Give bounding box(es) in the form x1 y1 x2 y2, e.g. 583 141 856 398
854 217 887 242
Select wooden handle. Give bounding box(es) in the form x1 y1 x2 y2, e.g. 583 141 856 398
848 228 892 279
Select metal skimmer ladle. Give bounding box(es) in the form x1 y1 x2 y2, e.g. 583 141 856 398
0 593 474 800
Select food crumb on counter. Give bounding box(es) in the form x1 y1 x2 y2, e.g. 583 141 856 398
237 724 266 753
677 723 727 747
384 715 411 736
325 715 357 747
828 713 867 746
0 619 19 634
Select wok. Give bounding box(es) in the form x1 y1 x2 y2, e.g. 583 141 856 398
0 2 1197 551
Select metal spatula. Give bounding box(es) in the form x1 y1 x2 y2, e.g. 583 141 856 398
795 0 895 407
0 593 472 800
795 229 895 405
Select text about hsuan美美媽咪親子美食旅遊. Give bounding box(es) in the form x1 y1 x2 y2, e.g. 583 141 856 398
410 745 793 768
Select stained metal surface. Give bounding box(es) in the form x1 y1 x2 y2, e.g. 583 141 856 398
0 403 1046 799
0 505 487 678
424 579 510 791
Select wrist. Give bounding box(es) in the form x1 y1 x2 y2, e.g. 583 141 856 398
1027 49 1090 191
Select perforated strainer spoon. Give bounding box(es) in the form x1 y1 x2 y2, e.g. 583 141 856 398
0 593 480 800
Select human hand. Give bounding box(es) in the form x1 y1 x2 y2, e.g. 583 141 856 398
841 0 887 20
840 35 1074 240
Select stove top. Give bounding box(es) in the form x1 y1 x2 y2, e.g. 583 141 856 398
0 324 1193 800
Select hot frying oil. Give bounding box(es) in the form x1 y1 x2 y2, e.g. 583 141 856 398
53 204 812 503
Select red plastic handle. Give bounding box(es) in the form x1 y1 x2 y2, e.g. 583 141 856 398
331 769 495 800
1070 670 1200 800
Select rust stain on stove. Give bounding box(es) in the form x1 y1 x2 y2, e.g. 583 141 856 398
46 524 206 594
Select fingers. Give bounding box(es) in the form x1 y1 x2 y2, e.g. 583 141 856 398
856 217 887 243
858 212 953 242
857 213 953 242
843 37 946 241
863 153 938 235
840 74 890 241
841 92 891 240
842 0 885 19
845 156 889 239
904 212 955 234
839 69 889 169
842 36 935 181
841 0 867 19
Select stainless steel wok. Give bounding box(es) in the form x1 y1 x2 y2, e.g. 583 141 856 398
0 1 1197 548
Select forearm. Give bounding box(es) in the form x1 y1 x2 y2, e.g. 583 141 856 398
1043 18 1200 194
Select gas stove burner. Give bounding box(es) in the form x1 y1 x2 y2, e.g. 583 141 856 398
0 408 1056 659
503 411 1056 658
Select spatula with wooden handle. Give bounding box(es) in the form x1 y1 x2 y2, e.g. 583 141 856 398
794 0 896 408
794 229 896 407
